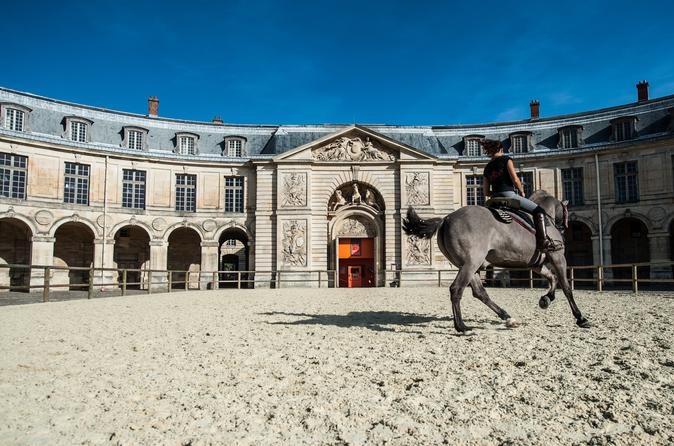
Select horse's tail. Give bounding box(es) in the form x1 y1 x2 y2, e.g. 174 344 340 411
402 207 443 239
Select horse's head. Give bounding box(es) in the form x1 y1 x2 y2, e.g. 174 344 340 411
530 190 569 234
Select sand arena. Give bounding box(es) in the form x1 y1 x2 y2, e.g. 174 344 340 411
0 288 673 445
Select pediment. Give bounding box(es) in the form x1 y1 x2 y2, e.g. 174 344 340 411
274 125 436 162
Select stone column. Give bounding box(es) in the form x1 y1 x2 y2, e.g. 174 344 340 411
149 240 167 291
648 231 672 280
200 241 219 290
93 238 116 289
29 235 55 292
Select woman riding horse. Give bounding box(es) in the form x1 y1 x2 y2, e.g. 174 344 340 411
481 139 561 252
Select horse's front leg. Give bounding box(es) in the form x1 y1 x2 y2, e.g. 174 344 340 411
548 253 591 328
533 264 557 309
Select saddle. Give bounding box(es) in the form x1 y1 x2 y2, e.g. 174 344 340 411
485 197 534 229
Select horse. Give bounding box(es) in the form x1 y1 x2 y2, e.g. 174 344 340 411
402 190 590 333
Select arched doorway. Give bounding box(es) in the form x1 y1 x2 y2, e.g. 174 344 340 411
0 218 32 292
167 227 201 289
218 228 249 288
328 182 385 288
53 222 95 290
565 221 594 286
611 218 650 285
114 225 150 289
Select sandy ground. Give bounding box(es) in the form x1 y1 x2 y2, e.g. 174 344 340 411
0 287 672 446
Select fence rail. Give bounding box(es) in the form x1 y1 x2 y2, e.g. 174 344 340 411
0 261 672 302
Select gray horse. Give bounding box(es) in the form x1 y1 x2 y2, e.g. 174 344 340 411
402 190 590 333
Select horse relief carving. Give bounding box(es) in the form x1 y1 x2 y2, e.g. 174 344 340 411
313 137 394 161
406 172 430 206
281 172 307 207
281 220 307 266
406 234 431 265
329 183 383 212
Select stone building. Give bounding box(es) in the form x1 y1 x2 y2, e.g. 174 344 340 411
1 81 673 290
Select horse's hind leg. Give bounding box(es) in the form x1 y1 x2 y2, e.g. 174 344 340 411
449 264 480 333
548 253 590 328
469 274 513 322
533 264 557 309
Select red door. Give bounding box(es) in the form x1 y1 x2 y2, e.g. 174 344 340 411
348 266 362 288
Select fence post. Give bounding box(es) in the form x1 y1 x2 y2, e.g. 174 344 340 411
632 264 638 294
438 270 442 287
277 271 281 289
122 269 127 296
87 267 94 299
569 267 575 291
318 271 322 289
237 271 241 289
148 271 153 294
42 266 50 302
529 269 534 289
597 266 603 292
212 271 217 290
167 271 172 293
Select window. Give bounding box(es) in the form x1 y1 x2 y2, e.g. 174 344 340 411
128 130 143 150
466 175 484 206
64 162 90 205
611 118 636 142
176 174 196 212
177 134 197 155
0 152 27 199
510 133 529 154
463 136 483 157
122 169 146 209
518 171 534 197
562 167 583 206
614 161 638 203
70 121 88 143
4 108 25 131
225 138 244 157
558 126 582 149
224 176 244 212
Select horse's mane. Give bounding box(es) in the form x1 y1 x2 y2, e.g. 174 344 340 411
529 189 553 202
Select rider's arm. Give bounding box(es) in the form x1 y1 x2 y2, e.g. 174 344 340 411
506 159 525 197
482 176 491 199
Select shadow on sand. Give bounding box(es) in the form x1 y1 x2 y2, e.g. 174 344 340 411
259 311 451 333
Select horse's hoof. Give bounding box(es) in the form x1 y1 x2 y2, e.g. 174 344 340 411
506 318 520 328
576 318 591 329
539 296 550 309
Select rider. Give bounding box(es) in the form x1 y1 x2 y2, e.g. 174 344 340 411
480 139 561 252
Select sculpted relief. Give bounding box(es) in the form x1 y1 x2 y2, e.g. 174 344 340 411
405 172 430 206
329 182 383 212
313 137 395 162
281 220 307 266
406 235 431 265
337 216 376 238
281 172 307 207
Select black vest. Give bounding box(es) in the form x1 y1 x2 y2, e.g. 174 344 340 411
483 156 516 193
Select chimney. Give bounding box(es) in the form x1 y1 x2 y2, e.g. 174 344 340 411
530 100 540 120
148 96 159 117
637 80 649 102
212 116 223 124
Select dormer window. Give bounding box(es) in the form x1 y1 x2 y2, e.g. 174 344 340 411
122 126 148 150
463 135 484 157
509 132 531 154
224 137 245 157
1 104 30 132
64 117 93 143
176 133 199 155
558 125 583 149
611 117 637 142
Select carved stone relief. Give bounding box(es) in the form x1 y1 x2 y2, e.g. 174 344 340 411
281 220 307 266
329 182 383 212
281 172 307 207
337 216 376 238
405 172 430 206
313 137 394 161
34 210 54 226
406 235 431 265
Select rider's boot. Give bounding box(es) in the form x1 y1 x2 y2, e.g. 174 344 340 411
534 212 562 252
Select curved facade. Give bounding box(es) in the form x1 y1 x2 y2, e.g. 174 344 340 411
1 84 673 290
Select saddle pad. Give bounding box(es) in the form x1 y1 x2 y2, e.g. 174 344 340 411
488 207 513 223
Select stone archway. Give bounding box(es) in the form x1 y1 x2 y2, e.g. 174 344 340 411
218 228 249 288
565 221 594 286
611 218 650 285
329 211 383 288
53 222 95 290
0 218 32 292
114 225 150 289
167 227 202 289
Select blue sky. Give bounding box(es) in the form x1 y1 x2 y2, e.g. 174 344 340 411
3 0 674 125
